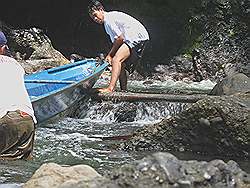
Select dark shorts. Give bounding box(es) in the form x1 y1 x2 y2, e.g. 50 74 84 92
0 110 35 160
125 40 148 74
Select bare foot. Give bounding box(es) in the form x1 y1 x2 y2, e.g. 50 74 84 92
97 87 114 93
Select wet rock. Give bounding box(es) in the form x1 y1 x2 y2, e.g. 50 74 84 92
103 152 250 188
129 70 146 81
69 53 86 63
23 163 102 188
172 56 193 73
210 73 250 95
122 93 250 158
1 25 69 73
152 56 194 82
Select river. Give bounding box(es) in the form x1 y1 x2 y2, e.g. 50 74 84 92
0 79 249 187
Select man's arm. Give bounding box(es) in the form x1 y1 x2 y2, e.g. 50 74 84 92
106 35 124 63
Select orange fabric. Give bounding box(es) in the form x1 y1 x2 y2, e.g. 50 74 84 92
20 111 29 117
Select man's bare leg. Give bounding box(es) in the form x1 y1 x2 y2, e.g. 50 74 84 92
98 43 130 93
119 63 128 91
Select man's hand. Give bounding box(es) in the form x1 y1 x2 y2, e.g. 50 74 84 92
105 55 112 65
105 35 124 64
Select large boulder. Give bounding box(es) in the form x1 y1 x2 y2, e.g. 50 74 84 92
210 73 250 95
121 93 250 158
1 23 69 73
23 163 102 188
103 152 250 188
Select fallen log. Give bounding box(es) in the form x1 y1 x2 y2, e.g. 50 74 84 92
89 91 207 103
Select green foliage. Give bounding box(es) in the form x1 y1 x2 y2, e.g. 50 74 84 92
183 35 203 57
228 29 235 37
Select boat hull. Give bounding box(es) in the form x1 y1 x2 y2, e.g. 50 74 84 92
25 59 108 124
32 73 99 123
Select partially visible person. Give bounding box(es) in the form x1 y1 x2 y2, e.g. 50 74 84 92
88 0 149 93
0 31 36 160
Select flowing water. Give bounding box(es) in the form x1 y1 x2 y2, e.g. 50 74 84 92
0 100 187 185
0 79 249 187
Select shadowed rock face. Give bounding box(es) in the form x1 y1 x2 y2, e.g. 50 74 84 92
121 93 250 158
151 0 249 82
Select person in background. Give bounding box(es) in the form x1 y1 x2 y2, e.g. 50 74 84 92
0 31 37 160
88 0 149 93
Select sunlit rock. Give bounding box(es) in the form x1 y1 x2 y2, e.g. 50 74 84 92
23 163 102 188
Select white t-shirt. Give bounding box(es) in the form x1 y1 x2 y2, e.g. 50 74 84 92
0 55 37 123
104 11 149 48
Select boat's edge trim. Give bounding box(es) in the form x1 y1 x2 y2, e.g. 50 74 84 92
30 62 108 102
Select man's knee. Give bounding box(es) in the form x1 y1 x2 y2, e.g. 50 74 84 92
113 55 130 66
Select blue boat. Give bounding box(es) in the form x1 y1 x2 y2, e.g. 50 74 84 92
25 58 108 124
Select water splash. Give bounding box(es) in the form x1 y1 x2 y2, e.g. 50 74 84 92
95 76 216 94
72 100 188 124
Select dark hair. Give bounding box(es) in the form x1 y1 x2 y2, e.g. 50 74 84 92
88 0 104 14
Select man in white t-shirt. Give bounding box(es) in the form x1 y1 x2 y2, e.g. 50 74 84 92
88 0 149 93
0 31 36 159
